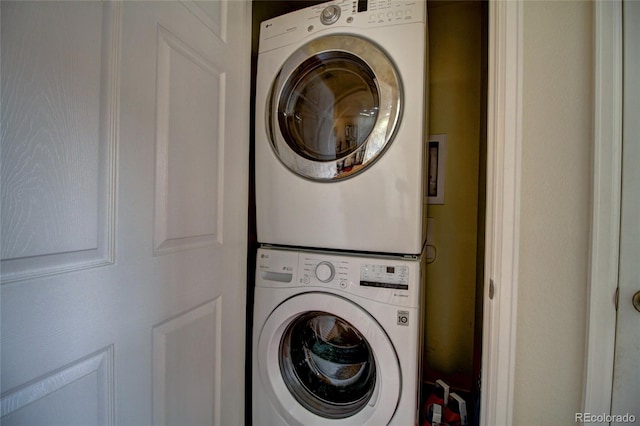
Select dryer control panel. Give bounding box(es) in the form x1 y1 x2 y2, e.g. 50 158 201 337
258 0 425 53
256 247 422 308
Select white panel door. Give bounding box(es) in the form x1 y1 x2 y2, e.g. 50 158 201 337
611 0 640 422
0 1 250 425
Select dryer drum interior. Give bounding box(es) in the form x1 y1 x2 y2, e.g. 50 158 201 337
267 34 402 181
277 51 380 162
279 311 377 419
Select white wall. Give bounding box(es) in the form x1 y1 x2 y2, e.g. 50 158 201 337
514 1 593 423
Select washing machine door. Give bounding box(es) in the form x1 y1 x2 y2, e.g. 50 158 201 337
267 34 402 181
257 292 401 425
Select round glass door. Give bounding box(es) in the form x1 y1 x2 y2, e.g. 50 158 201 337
279 311 376 419
257 292 401 425
267 35 402 181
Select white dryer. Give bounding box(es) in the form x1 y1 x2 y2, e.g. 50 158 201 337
255 0 429 254
252 246 426 425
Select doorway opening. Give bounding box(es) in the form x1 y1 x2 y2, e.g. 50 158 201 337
247 1 488 424
420 1 487 424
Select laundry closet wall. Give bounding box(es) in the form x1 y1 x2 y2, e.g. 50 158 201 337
424 0 486 392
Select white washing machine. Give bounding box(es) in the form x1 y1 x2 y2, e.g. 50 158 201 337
252 246 426 425
255 0 429 254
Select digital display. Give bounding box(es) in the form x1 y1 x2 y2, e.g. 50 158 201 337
360 281 408 290
360 264 409 290
357 0 368 13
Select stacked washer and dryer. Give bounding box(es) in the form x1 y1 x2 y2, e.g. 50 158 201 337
253 1 429 424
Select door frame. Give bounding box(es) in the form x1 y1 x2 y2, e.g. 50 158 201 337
481 2 622 422
582 0 622 416
480 1 523 424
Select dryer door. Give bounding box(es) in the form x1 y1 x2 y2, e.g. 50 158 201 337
267 34 402 181
257 292 401 425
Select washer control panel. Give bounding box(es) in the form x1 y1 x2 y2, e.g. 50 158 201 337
360 264 410 290
256 248 421 307
300 256 348 287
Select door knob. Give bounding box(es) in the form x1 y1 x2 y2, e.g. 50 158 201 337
633 291 640 313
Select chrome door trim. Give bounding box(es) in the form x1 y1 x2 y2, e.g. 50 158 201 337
267 34 402 181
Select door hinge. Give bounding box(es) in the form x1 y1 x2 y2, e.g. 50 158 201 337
614 286 620 311
489 279 495 300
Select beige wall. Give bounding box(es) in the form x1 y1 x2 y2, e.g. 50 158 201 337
515 1 593 423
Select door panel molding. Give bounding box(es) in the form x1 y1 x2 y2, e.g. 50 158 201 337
152 298 223 426
0 346 114 425
0 1 121 284
180 0 227 42
153 25 226 255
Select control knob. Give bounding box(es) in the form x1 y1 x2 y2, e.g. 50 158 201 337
320 5 341 25
315 261 336 283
